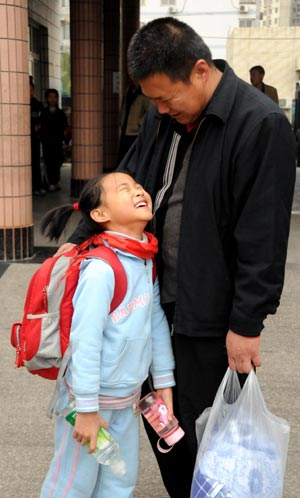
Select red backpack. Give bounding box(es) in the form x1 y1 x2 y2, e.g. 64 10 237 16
11 242 127 381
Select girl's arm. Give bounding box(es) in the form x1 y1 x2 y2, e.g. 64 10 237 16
150 277 175 390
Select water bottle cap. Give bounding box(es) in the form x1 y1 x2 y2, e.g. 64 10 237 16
164 426 185 446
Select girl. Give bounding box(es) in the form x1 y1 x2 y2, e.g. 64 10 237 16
39 172 175 498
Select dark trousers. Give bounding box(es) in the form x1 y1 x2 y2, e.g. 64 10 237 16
31 138 42 191
142 327 229 498
43 143 64 186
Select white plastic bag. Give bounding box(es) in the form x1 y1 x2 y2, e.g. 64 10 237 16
191 368 290 498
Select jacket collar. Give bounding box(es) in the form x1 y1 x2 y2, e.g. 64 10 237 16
204 59 239 124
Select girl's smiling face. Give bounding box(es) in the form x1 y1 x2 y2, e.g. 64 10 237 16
91 172 153 239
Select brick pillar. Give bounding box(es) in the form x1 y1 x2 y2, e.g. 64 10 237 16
70 0 104 197
0 0 33 261
103 0 120 170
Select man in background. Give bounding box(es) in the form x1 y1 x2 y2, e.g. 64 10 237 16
30 77 45 196
41 89 68 192
249 65 279 103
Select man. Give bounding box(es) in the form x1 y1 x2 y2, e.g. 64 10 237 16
29 77 45 196
65 18 295 497
41 89 68 192
117 82 152 162
249 65 279 103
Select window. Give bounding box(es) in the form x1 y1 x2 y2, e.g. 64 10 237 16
62 22 70 41
161 0 176 5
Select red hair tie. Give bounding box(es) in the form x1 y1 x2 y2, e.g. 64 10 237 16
73 202 79 211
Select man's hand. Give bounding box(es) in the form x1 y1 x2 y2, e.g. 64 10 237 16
73 412 108 453
53 242 76 257
226 329 261 373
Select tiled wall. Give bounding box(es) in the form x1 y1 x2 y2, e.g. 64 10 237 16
70 0 104 196
0 0 62 261
0 0 33 260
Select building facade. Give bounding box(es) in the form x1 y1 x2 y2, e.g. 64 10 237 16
0 0 140 261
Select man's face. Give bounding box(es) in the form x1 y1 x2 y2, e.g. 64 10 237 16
47 92 58 107
250 69 263 87
140 67 209 124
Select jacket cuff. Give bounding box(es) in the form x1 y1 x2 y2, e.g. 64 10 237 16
229 312 264 337
75 393 99 413
152 371 175 389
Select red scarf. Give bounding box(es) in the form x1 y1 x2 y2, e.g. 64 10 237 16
91 231 158 259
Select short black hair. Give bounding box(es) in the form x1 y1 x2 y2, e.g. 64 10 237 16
45 88 59 99
127 17 213 83
250 65 265 75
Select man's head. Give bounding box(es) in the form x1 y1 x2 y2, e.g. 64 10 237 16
249 65 265 88
45 88 59 107
127 17 213 83
127 17 221 124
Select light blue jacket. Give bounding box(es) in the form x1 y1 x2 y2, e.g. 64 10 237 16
65 244 175 413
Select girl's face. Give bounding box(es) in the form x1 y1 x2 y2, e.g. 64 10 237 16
92 173 153 239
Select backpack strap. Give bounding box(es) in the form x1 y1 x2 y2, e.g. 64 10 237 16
86 245 127 312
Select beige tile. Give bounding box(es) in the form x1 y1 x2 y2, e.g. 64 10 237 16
4 197 13 226
0 39 9 72
7 6 16 39
12 165 21 196
2 136 12 166
0 198 4 225
0 6 8 38
2 104 11 135
9 72 18 104
3 167 13 196
14 5 23 40
1 72 10 103
0 166 4 196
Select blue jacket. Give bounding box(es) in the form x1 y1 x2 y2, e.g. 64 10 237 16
65 240 175 413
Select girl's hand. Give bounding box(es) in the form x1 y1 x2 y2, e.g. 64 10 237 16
155 388 174 421
73 412 108 453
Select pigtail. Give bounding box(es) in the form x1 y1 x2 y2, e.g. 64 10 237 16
41 204 75 241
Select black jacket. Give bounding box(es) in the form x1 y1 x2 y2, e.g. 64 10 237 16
70 61 296 338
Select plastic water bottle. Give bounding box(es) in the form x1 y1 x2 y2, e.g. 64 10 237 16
137 392 185 453
63 400 126 475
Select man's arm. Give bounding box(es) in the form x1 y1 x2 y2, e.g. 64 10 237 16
227 112 295 369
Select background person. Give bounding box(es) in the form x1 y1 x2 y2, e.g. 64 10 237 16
62 18 296 497
29 77 45 196
249 65 279 104
117 83 152 163
41 88 68 192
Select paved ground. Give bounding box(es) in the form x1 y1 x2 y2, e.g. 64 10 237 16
0 165 299 497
